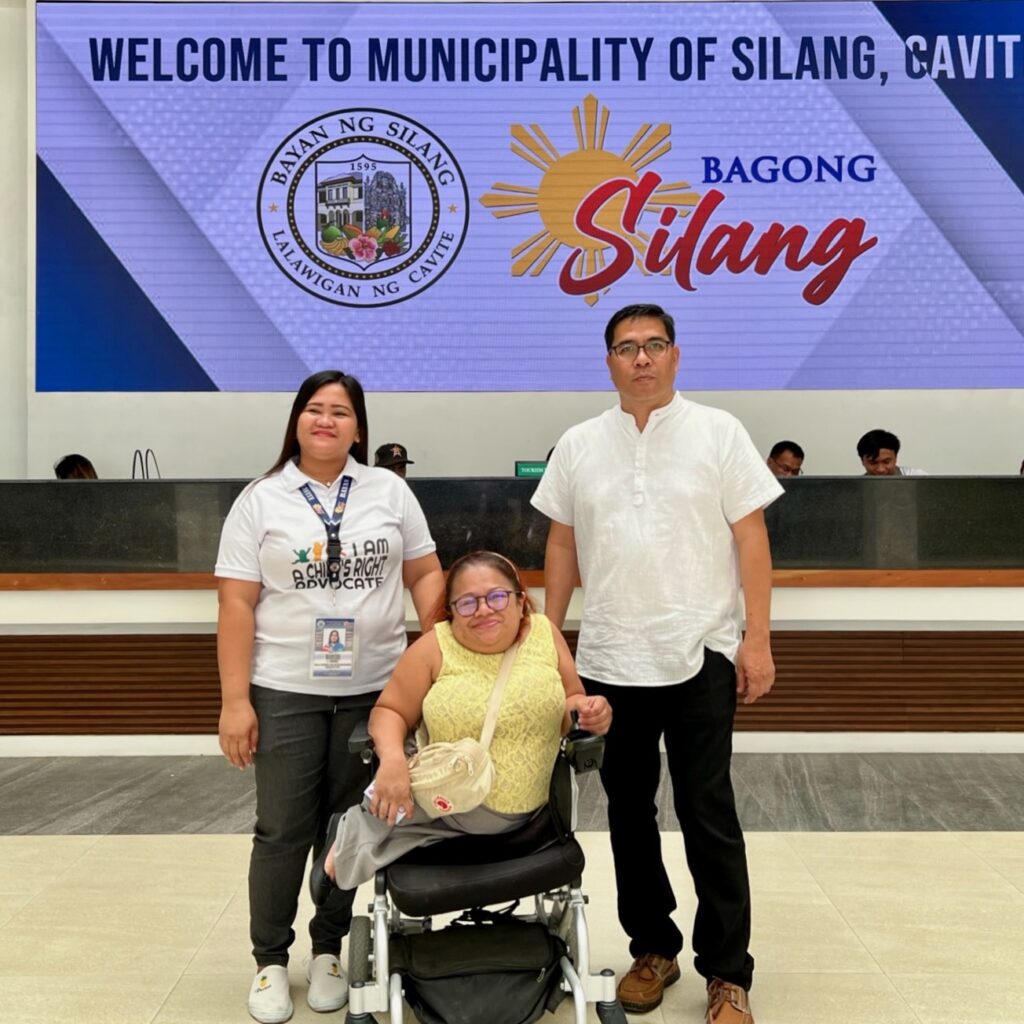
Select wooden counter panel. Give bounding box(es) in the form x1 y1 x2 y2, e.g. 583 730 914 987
0 635 220 733
1 631 1022 734
0 573 219 591
770 569 1024 587
734 631 1024 732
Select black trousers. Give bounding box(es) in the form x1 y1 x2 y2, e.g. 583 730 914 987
584 649 754 990
249 685 373 968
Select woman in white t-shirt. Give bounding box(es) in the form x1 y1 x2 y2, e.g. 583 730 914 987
215 370 444 1024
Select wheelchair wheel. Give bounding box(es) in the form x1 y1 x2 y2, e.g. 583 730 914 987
347 915 372 984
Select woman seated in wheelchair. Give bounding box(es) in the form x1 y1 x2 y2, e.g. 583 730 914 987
323 549 611 889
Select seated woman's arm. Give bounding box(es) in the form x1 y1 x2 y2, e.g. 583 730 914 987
551 622 611 735
366 631 442 825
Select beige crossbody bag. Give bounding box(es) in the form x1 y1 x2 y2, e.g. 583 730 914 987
407 641 520 819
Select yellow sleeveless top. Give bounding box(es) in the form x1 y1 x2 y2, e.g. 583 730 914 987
423 613 565 813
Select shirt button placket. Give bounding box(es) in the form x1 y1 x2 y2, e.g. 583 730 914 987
634 437 645 507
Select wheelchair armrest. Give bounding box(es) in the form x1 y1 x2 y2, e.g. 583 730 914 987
564 716 605 774
348 720 375 762
547 723 605 844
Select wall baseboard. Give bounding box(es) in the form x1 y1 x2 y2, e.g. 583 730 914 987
1 731 1022 758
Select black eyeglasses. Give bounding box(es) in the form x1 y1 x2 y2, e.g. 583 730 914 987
609 340 674 361
450 589 522 617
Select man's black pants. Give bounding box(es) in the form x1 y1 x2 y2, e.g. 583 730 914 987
584 648 754 990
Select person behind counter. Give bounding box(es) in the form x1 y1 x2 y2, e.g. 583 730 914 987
53 453 97 479
214 369 444 1024
374 442 414 479
857 429 926 476
765 440 804 478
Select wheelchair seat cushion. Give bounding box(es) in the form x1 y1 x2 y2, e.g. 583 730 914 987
394 803 560 868
387 838 586 917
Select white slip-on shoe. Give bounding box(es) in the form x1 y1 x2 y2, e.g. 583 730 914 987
306 953 349 1012
248 965 293 1024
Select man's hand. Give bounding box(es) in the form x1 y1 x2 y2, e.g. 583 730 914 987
569 694 612 735
730 508 775 706
735 638 775 705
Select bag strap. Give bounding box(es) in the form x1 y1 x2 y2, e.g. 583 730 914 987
478 641 520 751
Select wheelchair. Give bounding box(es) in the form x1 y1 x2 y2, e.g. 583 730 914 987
317 719 628 1024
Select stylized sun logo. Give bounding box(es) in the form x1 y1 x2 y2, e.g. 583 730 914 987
480 95 700 305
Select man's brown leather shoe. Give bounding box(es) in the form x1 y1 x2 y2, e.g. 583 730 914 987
706 978 754 1024
616 954 681 1013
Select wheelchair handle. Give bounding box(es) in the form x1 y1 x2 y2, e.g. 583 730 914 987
348 720 375 763
565 711 605 774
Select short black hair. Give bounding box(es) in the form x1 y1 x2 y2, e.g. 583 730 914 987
857 429 900 459
54 454 97 480
604 304 676 350
769 440 804 461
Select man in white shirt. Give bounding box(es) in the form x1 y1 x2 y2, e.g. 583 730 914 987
857 429 927 476
531 304 783 1024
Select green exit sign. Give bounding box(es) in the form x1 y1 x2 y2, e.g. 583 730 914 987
515 461 547 478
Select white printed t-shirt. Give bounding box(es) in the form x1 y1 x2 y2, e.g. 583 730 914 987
532 394 783 687
215 457 436 697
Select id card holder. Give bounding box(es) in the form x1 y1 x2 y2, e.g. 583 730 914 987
311 617 355 679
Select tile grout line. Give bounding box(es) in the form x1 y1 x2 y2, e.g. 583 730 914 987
735 769 785 833
809 857 928 1024
0 892 33 929
852 752 947 833
733 754 822 832
780 829 930 1022
774 831 830 899
144 871 245 1024
862 753 1024 833
949 831 1024 899
0 831 106 924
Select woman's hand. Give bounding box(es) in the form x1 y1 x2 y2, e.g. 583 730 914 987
219 700 259 769
569 694 612 735
369 756 414 826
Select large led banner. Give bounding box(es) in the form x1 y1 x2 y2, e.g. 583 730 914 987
35 2 1024 391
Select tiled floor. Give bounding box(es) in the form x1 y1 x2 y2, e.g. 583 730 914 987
2 830 1024 1023
3 755 1024 1022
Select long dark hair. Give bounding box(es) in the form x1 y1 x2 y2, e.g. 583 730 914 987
432 551 536 629
266 370 369 476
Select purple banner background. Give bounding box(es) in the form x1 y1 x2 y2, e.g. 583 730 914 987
35 2 1024 391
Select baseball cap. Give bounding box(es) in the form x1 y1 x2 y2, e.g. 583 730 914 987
374 442 414 467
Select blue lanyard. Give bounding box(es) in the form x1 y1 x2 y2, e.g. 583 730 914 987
299 476 353 585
